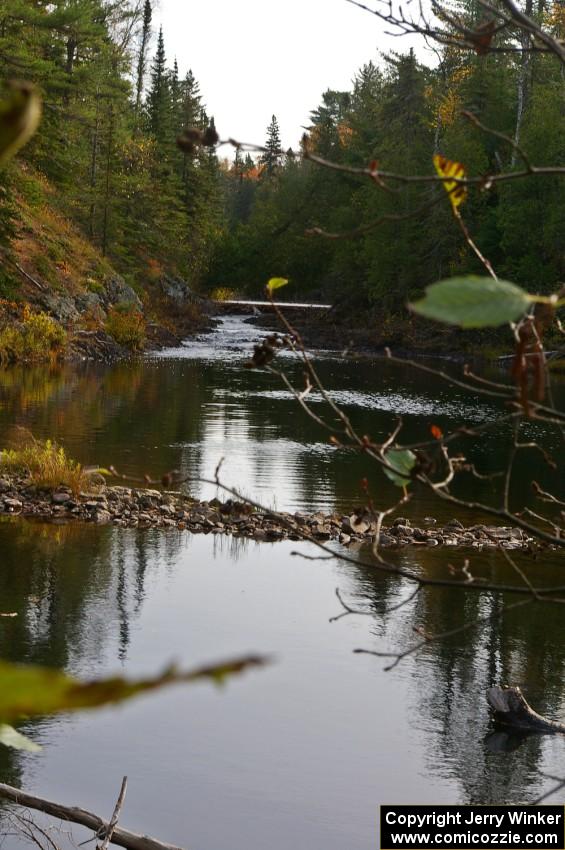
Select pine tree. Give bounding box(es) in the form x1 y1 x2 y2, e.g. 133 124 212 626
259 114 282 178
147 26 170 144
134 0 152 125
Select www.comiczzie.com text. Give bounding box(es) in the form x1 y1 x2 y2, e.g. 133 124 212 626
380 806 565 849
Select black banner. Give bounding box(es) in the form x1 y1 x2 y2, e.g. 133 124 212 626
380 805 564 850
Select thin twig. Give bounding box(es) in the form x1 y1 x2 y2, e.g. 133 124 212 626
99 777 127 850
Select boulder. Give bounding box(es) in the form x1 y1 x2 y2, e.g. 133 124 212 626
106 276 143 311
40 293 80 324
75 290 106 321
160 275 207 306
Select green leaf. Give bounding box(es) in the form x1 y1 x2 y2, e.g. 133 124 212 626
266 277 289 293
410 276 532 328
0 724 41 752
0 655 270 725
0 83 41 168
384 449 416 487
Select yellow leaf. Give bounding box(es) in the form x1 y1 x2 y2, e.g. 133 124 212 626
0 83 41 168
433 154 467 209
267 277 289 293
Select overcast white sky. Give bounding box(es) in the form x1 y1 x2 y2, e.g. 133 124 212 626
155 0 417 154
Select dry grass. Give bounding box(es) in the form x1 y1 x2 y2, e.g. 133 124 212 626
11 163 113 299
0 437 92 493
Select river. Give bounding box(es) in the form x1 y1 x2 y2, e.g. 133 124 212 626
0 315 563 849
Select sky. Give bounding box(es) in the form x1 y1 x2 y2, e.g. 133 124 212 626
155 0 419 155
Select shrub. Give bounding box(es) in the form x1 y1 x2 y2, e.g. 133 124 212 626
210 286 237 302
0 309 67 362
105 305 146 350
85 277 105 295
0 438 91 493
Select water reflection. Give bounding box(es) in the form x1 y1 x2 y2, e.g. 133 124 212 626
0 317 562 520
0 317 563 847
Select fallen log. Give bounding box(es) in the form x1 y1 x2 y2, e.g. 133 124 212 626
487 685 565 734
0 781 187 850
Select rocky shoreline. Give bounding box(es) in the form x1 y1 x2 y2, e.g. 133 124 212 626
0 475 540 551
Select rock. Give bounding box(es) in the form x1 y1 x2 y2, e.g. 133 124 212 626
309 512 326 525
75 290 106 321
160 275 207 306
390 524 412 538
347 514 371 535
312 526 332 540
111 487 132 498
445 518 464 530
0 474 542 550
52 491 71 505
106 275 143 311
140 489 162 500
4 498 22 512
379 533 396 547
40 293 80 324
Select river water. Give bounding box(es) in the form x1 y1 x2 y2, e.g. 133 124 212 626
0 316 564 849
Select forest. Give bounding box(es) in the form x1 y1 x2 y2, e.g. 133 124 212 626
1 0 563 327
0 0 564 847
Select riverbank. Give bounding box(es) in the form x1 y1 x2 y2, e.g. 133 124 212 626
0 273 217 365
246 309 515 360
0 474 542 551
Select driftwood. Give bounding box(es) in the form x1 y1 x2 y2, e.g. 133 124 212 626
487 686 565 734
0 781 187 850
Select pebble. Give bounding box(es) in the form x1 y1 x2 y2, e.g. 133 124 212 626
0 473 542 552
3 498 22 512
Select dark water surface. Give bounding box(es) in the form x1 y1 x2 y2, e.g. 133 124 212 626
0 316 564 849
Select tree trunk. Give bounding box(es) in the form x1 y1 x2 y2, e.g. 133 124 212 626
511 0 533 167
0 782 187 850
487 686 565 733
88 92 101 239
101 106 115 256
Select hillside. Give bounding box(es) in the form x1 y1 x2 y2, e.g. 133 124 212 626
0 163 212 362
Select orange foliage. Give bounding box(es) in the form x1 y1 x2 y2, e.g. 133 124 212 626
337 123 353 146
242 164 264 182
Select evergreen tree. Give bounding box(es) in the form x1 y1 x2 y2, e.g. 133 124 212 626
147 26 170 144
134 0 152 125
259 114 282 178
